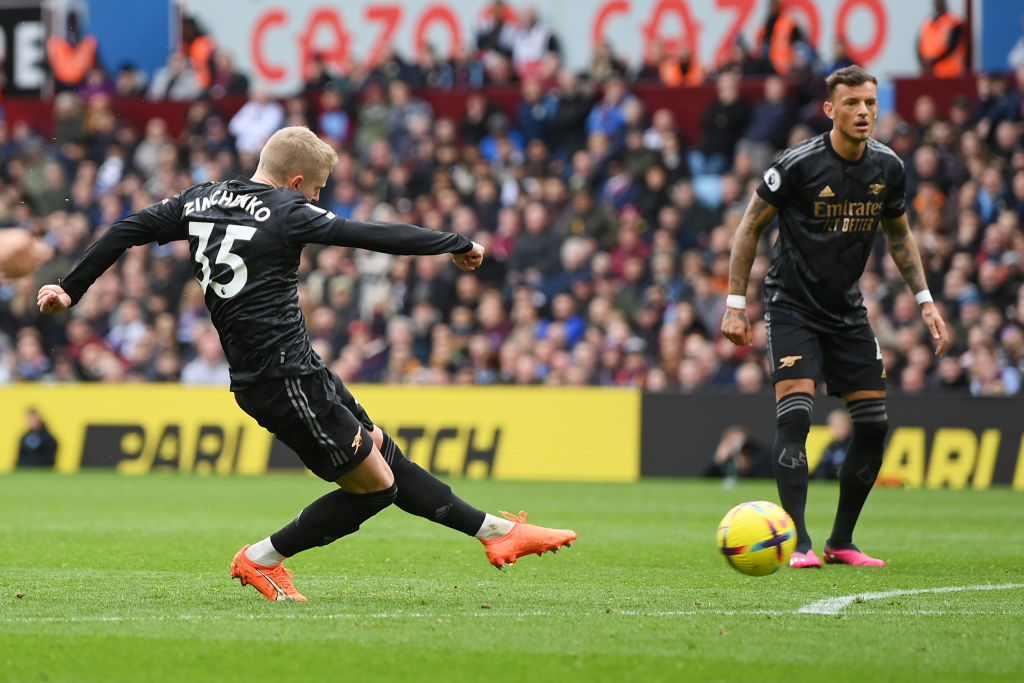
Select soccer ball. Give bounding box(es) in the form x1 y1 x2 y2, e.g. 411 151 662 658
717 501 796 576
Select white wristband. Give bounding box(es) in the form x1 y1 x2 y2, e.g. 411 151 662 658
914 290 934 305
726 294 747 310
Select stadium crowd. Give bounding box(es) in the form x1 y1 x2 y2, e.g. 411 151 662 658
2 3 1024 396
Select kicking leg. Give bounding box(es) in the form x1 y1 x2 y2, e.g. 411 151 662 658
373 427 577 569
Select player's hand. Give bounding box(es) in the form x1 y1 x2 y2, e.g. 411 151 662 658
721 307 752 347
451 242 484 271
37 284 71 314
921 301 948 357
0 229 53 280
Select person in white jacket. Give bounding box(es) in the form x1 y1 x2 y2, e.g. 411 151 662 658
228 86 285 161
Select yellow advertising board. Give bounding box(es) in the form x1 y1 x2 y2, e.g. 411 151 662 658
0 384 640 481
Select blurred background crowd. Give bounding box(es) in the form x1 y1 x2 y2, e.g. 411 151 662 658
2 0 1024 396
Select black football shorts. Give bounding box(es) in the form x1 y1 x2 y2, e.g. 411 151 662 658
764 307 886 396
234 367 376 481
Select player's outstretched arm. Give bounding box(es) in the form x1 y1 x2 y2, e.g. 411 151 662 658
721 194 777 347
881 214 948 356
40 211 175 310
328 218 474 257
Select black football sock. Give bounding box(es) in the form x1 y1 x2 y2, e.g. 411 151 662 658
772 392 814 553
828 398 888 549
270 483 397 557
381 432 486 536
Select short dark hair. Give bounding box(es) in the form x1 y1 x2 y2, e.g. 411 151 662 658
826 65 878 98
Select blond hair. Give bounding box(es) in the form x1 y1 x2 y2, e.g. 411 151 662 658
256 126 338 184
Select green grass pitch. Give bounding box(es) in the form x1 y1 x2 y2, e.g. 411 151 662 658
1 472 1022 682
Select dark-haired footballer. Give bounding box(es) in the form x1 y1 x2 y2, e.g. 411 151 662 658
721 66 948 568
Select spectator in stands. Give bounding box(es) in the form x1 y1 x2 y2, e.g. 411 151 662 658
637 39 704 87
458 91 502 148
367 45 421 89
825 36 855 76
511 6 561 80
507 200 560 288
77 65 116 101
15 327 52 381
549 70 593 159
17 408 58 468
180 15 216 91
634 40 665 83
476 0 517 80
208 51 250 99
385 79 433 155
704 425 772 479
688 71 750 176
47 9 97 92
621 126 661 181
716 36 757 76
228 86 285 163
586 75 635 146
444 44 486 90
352 82 391 158
114 63 149 96
478 111 525 169
180 325 231 386
148 51 202 101
302 52 345 97
132 117 171 180
588 40 630 83
917 0 966 78
317 84 351 145
735 360 767 393
815 409 852 479
737 75 792 174
516 76 557 145
754 0 807 75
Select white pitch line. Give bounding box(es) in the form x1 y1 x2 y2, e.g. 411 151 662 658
797 583 1024 615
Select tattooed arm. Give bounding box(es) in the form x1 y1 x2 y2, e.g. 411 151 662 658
881 213 949 356
721 193 778 347
881 213 929 294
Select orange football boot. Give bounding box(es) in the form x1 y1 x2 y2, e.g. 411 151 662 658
480 510 577 570
231 545 308 601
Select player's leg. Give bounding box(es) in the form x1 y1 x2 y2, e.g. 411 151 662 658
773 379 816 565
765 310 821 568
821 327 888 566
230 371 397 600
370 427 577 569
822 389 887 566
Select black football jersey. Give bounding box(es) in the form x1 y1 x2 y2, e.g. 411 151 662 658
60 177 473 389
755 132 906 329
